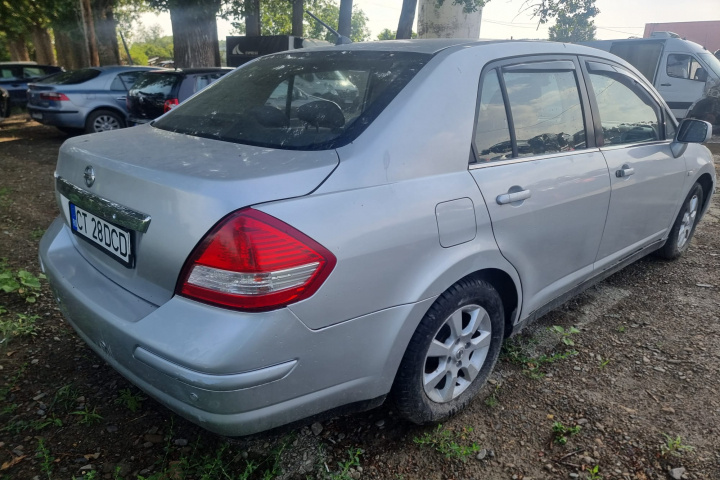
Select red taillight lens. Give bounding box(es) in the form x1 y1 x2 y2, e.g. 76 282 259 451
177 209 336 311
40 92 69 101
163 98 179 113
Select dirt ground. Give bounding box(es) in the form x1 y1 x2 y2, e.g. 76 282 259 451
1 113 719 480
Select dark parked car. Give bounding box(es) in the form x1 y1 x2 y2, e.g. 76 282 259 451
127 68 232 125
27 66 156 134
0 87 9 122
0 62 63 108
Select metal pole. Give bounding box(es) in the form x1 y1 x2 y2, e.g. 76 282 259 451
119 31 133 65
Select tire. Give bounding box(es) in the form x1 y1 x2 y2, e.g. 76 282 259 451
656 183 704 260
85 109 125 134
393 277 505 424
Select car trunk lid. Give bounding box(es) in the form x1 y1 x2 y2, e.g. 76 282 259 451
54 125 339 307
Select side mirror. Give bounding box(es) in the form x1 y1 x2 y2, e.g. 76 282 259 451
695 68 708 82
670 118 713 157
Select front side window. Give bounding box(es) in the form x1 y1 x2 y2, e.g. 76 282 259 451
503 70 586 157
474 69 512 162
153 51 430 150
666 54 705 81
587 67 661 145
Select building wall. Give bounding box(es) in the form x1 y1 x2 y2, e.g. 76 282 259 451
644 21 720 52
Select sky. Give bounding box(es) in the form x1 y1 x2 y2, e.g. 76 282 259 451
139 0 720 42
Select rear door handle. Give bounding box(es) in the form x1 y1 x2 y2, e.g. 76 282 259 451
497 189 531 205
616 164 635 178
116 96 127 101
660 83 671 86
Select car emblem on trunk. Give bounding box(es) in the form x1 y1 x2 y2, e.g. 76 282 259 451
84 166 95 188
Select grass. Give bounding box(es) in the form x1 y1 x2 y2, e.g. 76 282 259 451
502 336 577 379
587 464 603 479
551 421 581 445
0 187 10 208
36 438 54 480
327 448 363 480
413 424 481 461
484 383 501 408
0 313 39 346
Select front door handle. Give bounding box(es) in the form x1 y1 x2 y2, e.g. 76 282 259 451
660 83 671 86
497 189 531 205
616 164 635 178
116 96 127 101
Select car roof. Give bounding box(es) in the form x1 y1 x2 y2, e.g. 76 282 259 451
146 67 233 75
288 38 633 59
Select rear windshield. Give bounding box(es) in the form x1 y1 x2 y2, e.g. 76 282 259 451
153 51 431 150
131 72 181 97
38 69 101 85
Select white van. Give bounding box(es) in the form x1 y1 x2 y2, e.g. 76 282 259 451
583 32 720 125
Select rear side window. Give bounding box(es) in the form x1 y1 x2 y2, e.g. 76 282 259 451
37 69 101 85
503 70 586 157
474 69 512 162
111 72 143 91
609 41 663 82
586 65 661 145
0 67 20 80
131 73 180 97
153 51 430 150
666 54 705 81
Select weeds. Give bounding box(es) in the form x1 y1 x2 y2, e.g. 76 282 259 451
328 448 363 480
0 260 45 303
660 434 694 457
551 421 581 445
71 406 103 425
503 338 577 379
599 358 611 369
484 383 501 408
414 424 481 460
0 187 10 208
551 325 581 346
52 383 81 412
0 313 39 344
617 325 627 333
36 438 54 480
115 388 145 412
587 464 603 479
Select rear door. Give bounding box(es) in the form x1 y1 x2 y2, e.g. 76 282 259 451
581 59 686 267
656 52 707 118
469 56 611 317
109 71 144 112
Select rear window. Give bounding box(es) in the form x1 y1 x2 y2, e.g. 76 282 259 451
153 51 431 150
38 69 101 85
131 72 181 97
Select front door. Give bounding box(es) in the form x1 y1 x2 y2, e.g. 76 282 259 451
656 53 707 119
469 58 611 317
582 60 687 267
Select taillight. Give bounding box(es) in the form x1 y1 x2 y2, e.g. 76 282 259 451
40 92 69 101
177 209 336 311
163 98 179 113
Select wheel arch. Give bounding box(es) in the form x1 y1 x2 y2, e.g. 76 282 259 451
696 172 714 219
85 105 127 127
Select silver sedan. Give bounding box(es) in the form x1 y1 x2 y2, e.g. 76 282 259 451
40 39 715 436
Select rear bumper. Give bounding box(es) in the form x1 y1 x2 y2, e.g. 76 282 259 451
128 116 153 126
28 107 84 128
39 217 432 435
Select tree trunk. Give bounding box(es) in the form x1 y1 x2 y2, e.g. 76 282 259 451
338 0 353 38
169 0 221 68
54 25 90 70
396 0 417 39
292 0 304 37
244 0 260 37
8 37 31 61
31 26 56 65
418 0 482 39
93 0 121 65
80 0 100 66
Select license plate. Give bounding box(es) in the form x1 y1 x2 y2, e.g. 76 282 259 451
31 112 43 120
70 203 134 268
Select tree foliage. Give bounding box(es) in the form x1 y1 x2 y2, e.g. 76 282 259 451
522 0 598 26
224 0 370 43
377 29 417 41
435 0 488 14
548 10 596 42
